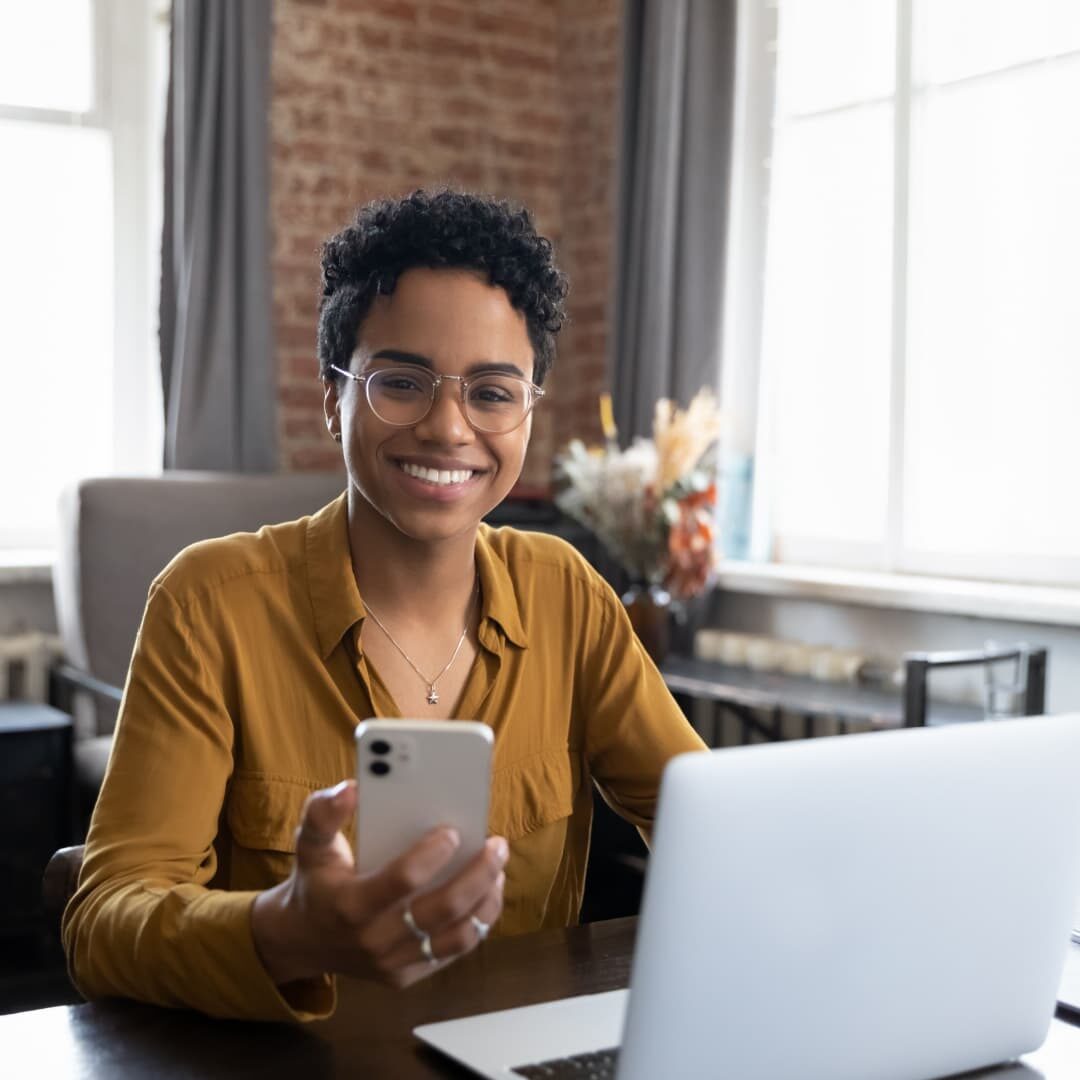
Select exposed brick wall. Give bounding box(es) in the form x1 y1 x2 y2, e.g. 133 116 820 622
553 0 621 456
270 0 620 486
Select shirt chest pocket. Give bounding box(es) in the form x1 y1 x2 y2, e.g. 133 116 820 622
488 747 577 841
488 748 584 933
226 775 317 887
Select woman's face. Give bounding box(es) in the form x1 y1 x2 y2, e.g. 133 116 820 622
324 267 536 546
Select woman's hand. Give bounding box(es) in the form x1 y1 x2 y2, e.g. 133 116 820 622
251 779 507 989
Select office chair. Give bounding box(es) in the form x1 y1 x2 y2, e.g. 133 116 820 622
902 644 1047 727
43 473 347 937
51 471 348 805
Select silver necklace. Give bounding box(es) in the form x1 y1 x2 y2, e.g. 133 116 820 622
362 581 478 706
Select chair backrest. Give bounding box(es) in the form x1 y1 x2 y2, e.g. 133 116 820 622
902 645 1048 727
53 471 346 735
42 844 84 931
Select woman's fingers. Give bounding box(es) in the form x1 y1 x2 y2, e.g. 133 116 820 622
409 836 508 937
344 834 508 978
294 780 357 871
367 842 509 980
376 871 506 984
356 833 507 957
344 825 463 927
467 876 505 940
279 800 509 988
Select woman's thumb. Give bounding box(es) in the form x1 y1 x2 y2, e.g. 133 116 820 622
295 779 355 869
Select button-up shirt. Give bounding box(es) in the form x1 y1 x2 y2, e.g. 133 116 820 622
63 494 706 1021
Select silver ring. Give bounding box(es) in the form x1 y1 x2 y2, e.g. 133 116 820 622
470 915 490 941
402 906 426 941
419 933 437 966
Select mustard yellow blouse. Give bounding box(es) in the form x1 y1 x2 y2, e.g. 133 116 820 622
63 495 706 1021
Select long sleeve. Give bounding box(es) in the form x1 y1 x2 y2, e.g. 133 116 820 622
61 579 334 1022
581 587 708 838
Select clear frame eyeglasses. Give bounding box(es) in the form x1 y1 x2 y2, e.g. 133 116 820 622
328 363 545 435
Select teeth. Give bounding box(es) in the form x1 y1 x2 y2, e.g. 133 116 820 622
401 462 475 486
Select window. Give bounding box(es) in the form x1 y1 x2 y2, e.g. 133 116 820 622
0 0 167 553
746 0 1080 587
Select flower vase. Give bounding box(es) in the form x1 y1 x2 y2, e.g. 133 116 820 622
621 583 672 665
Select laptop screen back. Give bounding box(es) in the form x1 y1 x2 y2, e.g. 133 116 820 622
619 715 1080 1080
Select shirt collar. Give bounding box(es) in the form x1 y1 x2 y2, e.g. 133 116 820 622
306 494 366 660
476 523 529 651
305 498 529 658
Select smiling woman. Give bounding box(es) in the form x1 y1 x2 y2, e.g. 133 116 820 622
327 268 537 550
61 190 707 1023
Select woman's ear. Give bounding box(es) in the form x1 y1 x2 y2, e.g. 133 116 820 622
323 376 342 442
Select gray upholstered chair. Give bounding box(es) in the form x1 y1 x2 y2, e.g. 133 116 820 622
51 471 346 801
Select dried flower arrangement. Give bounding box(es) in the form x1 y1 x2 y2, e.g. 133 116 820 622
554 388 722 601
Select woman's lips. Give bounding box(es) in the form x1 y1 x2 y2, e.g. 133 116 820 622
398 461 477 486
393 459 486 501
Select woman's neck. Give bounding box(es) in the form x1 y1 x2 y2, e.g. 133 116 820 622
346 490 479 623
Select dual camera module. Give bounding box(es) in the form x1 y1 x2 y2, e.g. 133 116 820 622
367 738 392 777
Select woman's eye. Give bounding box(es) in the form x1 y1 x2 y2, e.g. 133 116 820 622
380 375 425 393
471 382 515 404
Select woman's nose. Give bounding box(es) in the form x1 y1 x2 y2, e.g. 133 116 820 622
413 378 473 443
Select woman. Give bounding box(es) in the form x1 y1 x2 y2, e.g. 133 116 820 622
63 190 706 1021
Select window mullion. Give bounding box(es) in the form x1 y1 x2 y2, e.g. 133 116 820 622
885 0 913 573
729 0 779 562
106 0 162 475
89 0 112 128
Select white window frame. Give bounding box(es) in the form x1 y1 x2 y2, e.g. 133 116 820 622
735 0 1080 590
0 0 165 555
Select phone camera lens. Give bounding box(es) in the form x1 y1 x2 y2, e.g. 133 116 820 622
369 739 392 756
369 760 391 777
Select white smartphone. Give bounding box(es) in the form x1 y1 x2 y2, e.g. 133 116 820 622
354 719 494 887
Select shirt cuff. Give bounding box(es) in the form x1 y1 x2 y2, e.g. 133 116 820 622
202 889 337 1022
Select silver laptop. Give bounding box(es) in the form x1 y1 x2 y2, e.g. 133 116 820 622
1058 894 1080 1020
416 714 1080 1080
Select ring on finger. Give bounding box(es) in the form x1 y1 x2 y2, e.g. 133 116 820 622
402 906 427 941
419 933 437 966
470 915 491 942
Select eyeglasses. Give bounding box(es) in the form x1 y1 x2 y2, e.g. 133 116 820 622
328 364 545 434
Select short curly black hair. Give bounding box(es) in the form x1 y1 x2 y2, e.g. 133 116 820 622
318 189 568 386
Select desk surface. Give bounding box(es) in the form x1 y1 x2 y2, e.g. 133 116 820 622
4 919 1080 1078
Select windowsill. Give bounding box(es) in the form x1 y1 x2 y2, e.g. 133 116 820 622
715 561 1080 628
0 551 54 586
6 549 1080 626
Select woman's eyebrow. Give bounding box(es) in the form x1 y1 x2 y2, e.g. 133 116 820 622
369 348 434 369
368 348 527 379
465 361 528 378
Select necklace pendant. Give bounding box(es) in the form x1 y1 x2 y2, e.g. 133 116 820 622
426 687 440 705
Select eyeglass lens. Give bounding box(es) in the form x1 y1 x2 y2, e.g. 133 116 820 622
366 368 533 432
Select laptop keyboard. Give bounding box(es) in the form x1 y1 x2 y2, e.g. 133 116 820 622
511 1047 619 1078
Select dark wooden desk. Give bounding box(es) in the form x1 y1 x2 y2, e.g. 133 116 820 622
2 918 1080 1078
661 654 984 745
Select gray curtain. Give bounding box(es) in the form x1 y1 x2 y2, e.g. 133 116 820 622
609 0 737 440
160 0 277 471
